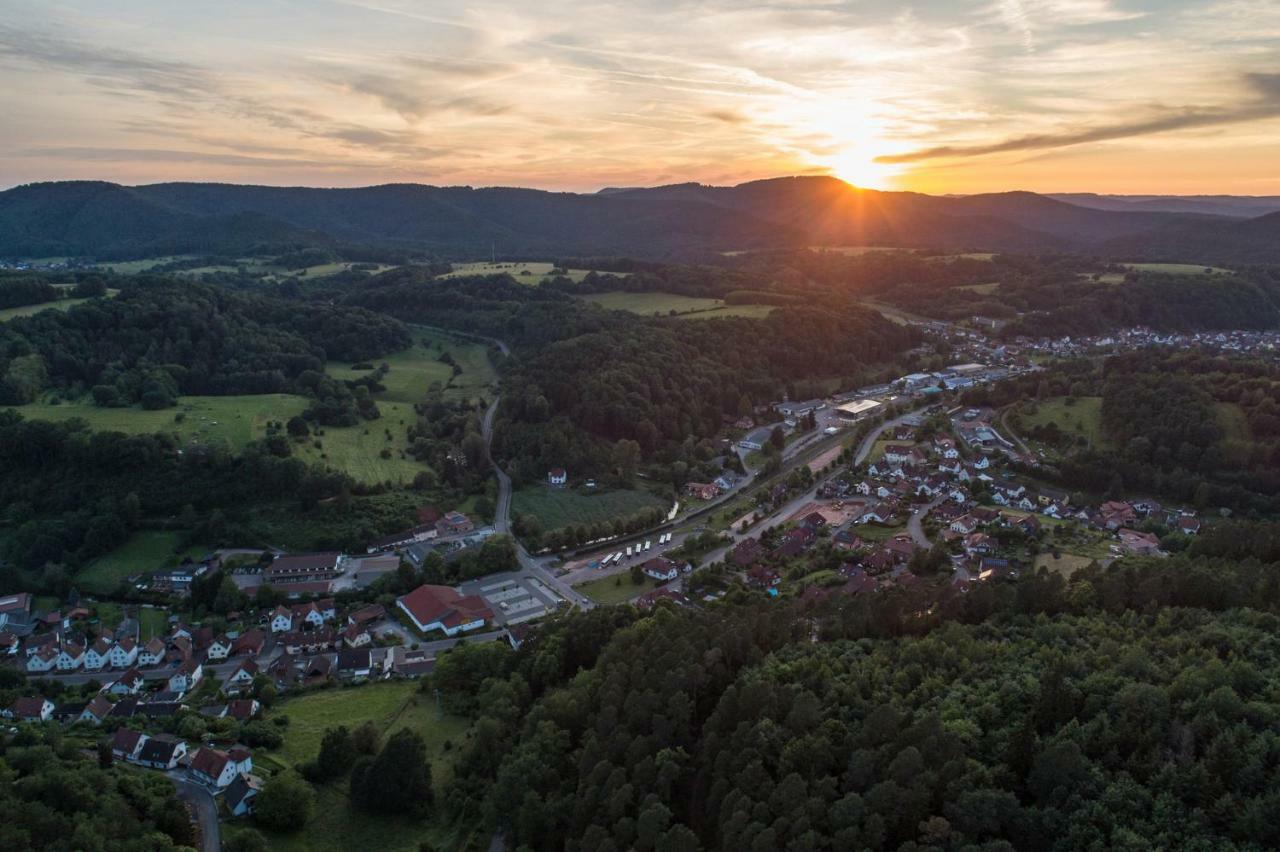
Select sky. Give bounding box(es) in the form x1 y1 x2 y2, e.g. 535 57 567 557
1 0 1278 195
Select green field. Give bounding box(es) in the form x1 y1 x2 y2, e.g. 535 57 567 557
79 531 205 595
573 573 662 605
1017 396 1107 449
247 682 480 852
0 289 118 322
1034 552 1096 577
6 329 496 486
1123 262 1231 275
327 328 496 405
8 393 310 449
956 282 1000 294
512 485 668 532
581 291 775 320
442 261 616 284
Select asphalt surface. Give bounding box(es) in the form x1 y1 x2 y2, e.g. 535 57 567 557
168 773 220 852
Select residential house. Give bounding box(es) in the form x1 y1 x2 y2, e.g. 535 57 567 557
1178 517 1202 535
0 632 16 656
397 584 494 637
106 668 145 696
950 515 982 536
882 444 915 464
641 557 681 582
387 646 434 679
547 468 568 487
226 773 263 817
860 503 897 525
291 599 336 627
221 699 261 722
964 533 994 556
190 747 240 789
26 646 58 673
833 529 863 550
56 643 86 671
111 727 148 761
884 535 918 563
84 638 113 671
230 629 266 658
223 659 259 696
138 637 166 667
228 745 254 777
78 695 114 725
269 606 294 633
684 482 720 501
168 659 203 694
799 511 828 531
136 735 187 770
0 592 33 633
5 696 54 722
436 511 474 536
337 648 372 682
1118 528 1163 556
106 638 138 669
206 635 233 661
745 565 780 589
281 629 337 655
342 622 372 648
347 604 386 628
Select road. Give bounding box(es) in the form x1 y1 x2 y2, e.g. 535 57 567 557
477 338 595 612
169 773 220 852
906 495 946 548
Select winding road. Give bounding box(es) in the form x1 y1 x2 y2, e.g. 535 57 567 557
169 774 220 852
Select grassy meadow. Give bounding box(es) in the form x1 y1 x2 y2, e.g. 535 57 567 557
581 291 775 320
442 261 618 284
1016 396 1108 449
512 485 668 532
79 531 206 595
573 572 662 605
243 681 482 852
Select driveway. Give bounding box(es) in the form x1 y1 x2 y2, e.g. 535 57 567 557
168 773 220 852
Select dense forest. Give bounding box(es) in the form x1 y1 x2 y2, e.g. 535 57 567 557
432 553 1280 851
0 277 409 417
0 727 197 850
345 270 917 479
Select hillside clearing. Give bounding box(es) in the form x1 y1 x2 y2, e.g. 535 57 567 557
513 485 668 532
80 531 206 595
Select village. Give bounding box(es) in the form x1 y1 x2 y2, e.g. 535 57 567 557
0 330 1217 840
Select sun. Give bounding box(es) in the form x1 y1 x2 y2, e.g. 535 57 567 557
827 148 900 190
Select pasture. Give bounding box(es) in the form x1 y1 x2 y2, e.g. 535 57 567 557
442 261 617 284
8 394 311 450
79 531 205 595
1016 396 1108 449
1123 262 1231 275
512 485 668 532
327 328 496 405
248 681 479 852
582 291 775 320
573 573 661 605
1034 552 1096 578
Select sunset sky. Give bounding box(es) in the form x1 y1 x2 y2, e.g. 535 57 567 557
1 0 1278 194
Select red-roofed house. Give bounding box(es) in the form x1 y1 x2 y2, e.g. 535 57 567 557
5 696 54 722
397 585 494 636
190 747 239 788
111 727 148 761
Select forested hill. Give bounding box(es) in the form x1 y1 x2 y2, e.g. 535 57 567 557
344 271 917 480
438 554 1280 851
6 177 1280 263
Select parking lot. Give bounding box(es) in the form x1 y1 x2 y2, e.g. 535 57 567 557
458 570 565 626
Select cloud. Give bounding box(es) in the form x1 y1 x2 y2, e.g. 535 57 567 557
13 146 375 170
878 72 1280 163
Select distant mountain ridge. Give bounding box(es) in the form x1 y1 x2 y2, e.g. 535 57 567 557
1 176 1277 264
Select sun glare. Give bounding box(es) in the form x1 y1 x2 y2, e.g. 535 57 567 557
827 148 900 190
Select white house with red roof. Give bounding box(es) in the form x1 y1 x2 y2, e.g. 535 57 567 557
397 584 494 637
107 637 138 669
190 747 240 788
5 696 54 722
547 468 567 487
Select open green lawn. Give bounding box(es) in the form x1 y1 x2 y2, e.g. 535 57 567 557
1123 262 1231 275
513 485 668 532
442 261 616 284
574 572 661 605
1016 396 1108 449
327 328 495 405
247 681 480 852
7 393 310 449
266 681 470 769
137 607 169 640
293 401 426 486
79 531 205 595
1034 552 1096 578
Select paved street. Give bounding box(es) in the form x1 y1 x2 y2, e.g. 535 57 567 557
168 773 220 852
